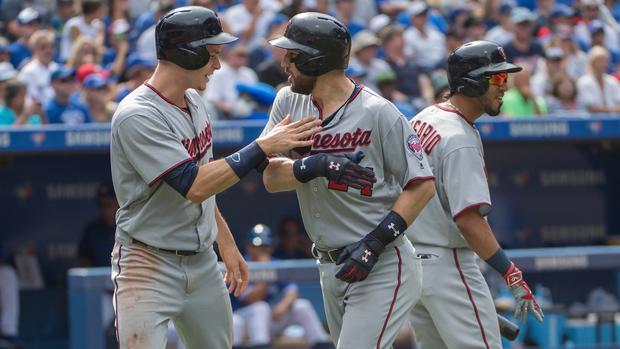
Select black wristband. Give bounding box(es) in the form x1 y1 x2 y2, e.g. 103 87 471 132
484 248 512 275
369 210 408 246
225 141 266 179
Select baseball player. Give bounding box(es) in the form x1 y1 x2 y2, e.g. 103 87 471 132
407 40 544 349
260 12 436 349
231 224 332 349
109 7 328 349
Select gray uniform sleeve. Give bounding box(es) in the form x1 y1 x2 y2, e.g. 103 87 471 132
260 88 289 137
442 147 492 219
116 115 193 186
382 106 434 187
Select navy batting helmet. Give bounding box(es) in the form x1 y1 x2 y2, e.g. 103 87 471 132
156 6 237 70
269 12 351 76
247 224 273 247
448 40 522 97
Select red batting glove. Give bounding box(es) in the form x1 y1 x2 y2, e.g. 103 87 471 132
503 262 544 323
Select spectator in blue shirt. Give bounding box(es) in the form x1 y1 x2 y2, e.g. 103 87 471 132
77 183 118 267
45 66 92 124
81 74 116 123
9 7 41 68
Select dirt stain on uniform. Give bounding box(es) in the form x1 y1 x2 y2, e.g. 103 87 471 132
126 331 145 349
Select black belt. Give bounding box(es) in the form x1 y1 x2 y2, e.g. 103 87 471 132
312 245 345 263
132 239 198 256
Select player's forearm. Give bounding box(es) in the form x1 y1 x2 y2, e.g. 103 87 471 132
392 179 436 225
455 209 501 260
186 159 240 202
262 157 304 193
214 205 236 248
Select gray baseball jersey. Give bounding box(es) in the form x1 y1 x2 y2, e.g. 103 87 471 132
406 104 501 349
262 85 434 250
262 84 433 348
110 83 216 251
407 104 492 248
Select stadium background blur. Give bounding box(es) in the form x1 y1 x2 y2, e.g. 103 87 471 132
1 0 620 348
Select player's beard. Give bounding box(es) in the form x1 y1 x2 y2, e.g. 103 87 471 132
481 95 502 116
290 74 317 95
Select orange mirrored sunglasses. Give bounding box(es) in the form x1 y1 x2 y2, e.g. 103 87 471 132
488 72 508 86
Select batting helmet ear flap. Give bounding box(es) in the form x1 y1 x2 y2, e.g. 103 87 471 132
456 76 489 97
293 53 330 76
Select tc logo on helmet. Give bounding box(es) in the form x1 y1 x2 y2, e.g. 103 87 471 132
498 47 506 59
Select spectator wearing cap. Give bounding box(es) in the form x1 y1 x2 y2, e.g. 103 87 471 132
76 63 110 84
548 4 576 32
16 30 59 106
546 73 588 116
552 24 589 80
348 30 393 93
501 67 548 118
114 54 156 102
81 74 116 122
531 46 567 97
485 1 515 45
502 7 546 71
231 224 332 349
577 45 620 114
60 0 106 61
380 24 433 109
223 0 280 50
403 1 446 73
588 20 620 71
45 67 92 124
78 183 119 267
0 37 10 64
8 7 41 69
0 80 45 125
334 0 366 37
375 70 417 117
204 43 259 119
574 0 620 53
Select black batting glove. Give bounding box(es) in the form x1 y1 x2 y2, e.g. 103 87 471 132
335 234 385 283
293 151 376 189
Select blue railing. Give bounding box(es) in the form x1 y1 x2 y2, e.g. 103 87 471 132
1 116 619 154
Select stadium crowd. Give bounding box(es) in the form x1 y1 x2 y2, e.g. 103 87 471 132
1 0 620 126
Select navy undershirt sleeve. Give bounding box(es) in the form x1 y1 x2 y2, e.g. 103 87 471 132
163 160 199 197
